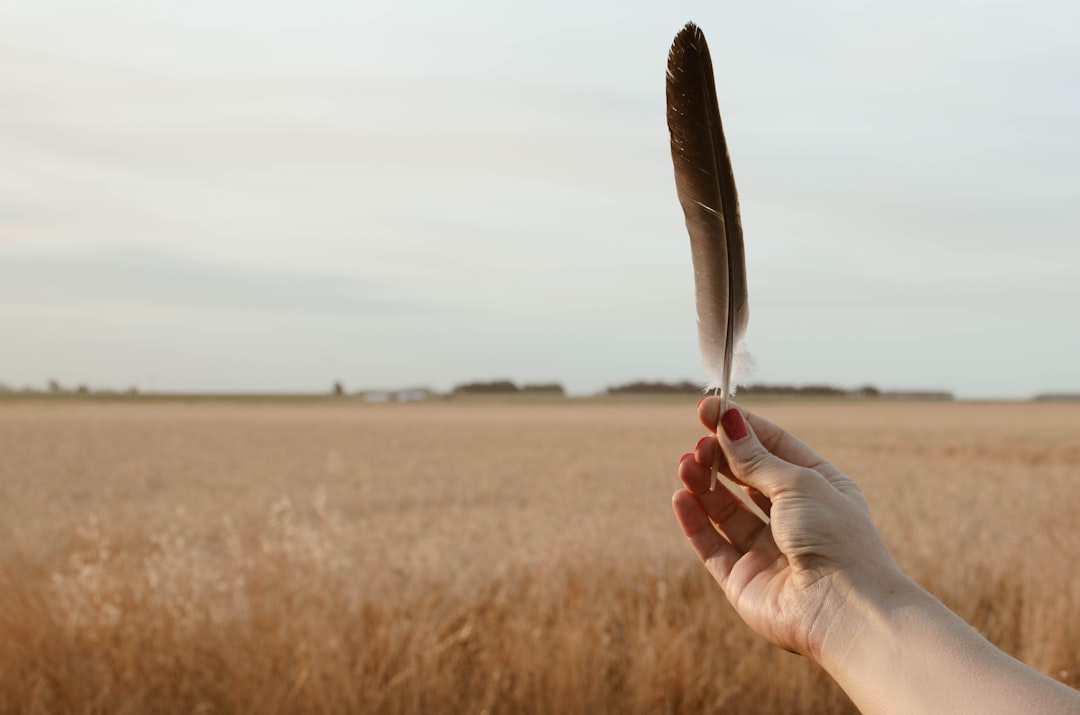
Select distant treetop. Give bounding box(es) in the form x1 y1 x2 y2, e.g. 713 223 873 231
451 380 565 396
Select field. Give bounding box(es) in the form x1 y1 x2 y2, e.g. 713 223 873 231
2 398 1079 713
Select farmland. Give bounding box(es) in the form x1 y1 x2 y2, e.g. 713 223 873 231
2 399 1079 713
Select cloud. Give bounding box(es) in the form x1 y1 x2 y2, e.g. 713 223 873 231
0 245 424 315
1 0 1078 396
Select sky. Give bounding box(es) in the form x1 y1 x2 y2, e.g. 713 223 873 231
1 1 1078 398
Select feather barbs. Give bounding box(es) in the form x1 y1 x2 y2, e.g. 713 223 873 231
665 22 749 416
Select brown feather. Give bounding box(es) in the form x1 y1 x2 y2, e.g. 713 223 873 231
666 22 748 414
667 23 751 494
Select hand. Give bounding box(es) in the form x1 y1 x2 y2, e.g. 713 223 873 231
675 399 1080 713
673 398 908 661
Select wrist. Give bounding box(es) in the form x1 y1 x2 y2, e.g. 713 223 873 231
814 573 949 714
810 567 929 678
812 571 1080 714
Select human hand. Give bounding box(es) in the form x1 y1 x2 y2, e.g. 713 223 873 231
676 399 1080 713
673 398 910 662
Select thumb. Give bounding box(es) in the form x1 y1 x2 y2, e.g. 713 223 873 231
717 407 798 500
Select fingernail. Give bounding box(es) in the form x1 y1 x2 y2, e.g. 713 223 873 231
696 396 706 409
720 408 748 441
679 452 695 465
695 435 710 452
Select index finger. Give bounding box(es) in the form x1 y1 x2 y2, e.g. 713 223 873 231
697 397 826 470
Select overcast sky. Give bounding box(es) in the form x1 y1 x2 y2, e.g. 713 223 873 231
1 1 1078 397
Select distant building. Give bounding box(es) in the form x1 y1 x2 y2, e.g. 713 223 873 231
360 388 433 403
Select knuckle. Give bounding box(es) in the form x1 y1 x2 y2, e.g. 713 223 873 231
739 444 774 476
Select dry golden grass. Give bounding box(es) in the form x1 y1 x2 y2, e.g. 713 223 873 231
1 399 1079 713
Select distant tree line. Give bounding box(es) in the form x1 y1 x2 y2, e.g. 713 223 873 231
1033 393 1080 401
0 379 140 396
605 381 701 395
0 377 966 402
604 381 872 397
451 380 565 396
604 381 953 400
740 383 878 397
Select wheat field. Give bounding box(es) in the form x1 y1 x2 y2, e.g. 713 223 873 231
1 398 1079 713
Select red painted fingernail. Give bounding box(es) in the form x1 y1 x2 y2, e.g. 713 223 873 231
695 435 710 452
720 408 748 441
696 396 705 409
679 452 695 465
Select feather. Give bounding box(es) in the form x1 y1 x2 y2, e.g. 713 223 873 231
666 23 750 492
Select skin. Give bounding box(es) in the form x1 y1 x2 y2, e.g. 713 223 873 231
673 397 1080 714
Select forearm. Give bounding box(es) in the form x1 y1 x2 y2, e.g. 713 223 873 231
819 578 1080 715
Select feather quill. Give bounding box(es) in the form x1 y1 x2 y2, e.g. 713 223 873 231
666 23 749 492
